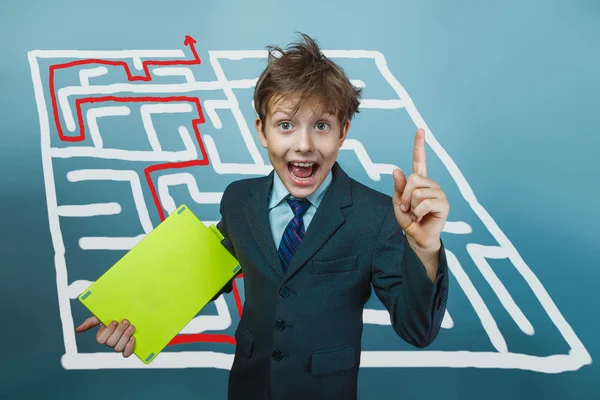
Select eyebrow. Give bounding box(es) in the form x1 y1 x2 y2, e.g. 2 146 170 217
271 110 335 119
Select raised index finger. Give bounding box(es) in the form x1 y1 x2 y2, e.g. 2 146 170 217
413 128 428 177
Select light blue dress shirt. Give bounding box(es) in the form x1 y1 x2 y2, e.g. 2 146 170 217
268 169 333 248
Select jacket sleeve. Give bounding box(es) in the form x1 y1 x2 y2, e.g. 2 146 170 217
210 184 240 301
370 203 449 348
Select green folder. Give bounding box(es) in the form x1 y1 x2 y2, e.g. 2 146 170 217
78 204 240 364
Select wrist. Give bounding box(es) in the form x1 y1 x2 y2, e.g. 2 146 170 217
406 234 441 253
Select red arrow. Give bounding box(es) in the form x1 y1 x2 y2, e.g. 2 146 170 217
49 35 200 141
48 38 245 347
183 35 196 47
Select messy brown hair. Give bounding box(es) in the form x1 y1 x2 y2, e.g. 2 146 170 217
254 32 362 129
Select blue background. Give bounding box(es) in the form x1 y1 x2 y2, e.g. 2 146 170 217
1 0 599 398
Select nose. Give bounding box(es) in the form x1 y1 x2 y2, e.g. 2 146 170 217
294 127 314 153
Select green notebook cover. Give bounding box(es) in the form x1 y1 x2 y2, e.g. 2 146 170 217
78 204 240 364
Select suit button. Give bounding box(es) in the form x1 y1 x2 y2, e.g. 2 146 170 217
272 350 283 361
275 320 286 331
279 286 290 298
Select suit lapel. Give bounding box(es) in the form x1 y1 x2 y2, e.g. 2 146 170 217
244 170 286 278
244 162 354 281
281 162 353 284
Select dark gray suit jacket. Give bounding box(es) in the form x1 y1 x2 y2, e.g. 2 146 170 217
216 161 449 400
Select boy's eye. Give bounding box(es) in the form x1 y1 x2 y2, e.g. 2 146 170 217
279 122 293 131
316 122 330 131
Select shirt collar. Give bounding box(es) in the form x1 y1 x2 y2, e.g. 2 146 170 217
269 168 333 210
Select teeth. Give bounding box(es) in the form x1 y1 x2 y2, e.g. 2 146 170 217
291 172 313 181
290 162 314 167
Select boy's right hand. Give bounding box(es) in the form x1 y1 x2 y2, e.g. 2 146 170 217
75 316 135 358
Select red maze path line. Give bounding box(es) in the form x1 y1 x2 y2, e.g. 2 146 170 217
79 97 244 347
74 95 208 221
48 36 244 348
50 35 200 142
134 96 245 339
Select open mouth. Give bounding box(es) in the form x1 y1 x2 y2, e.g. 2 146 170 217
287 161 319 182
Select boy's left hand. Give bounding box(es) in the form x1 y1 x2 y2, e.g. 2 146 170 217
392 128 449 251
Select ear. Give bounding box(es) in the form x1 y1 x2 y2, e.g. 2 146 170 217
338 120 351 148
255 117 268 148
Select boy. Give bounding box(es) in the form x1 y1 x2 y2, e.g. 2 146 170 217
76 33 450 399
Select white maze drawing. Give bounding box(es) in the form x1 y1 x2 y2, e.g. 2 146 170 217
28 39 591 372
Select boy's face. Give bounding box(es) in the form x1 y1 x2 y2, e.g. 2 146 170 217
256 94 350 199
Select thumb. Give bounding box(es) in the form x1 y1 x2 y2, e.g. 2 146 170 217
392 168 407 201
75 316 101 332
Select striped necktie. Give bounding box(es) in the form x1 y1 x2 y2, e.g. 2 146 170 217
278 197 311 272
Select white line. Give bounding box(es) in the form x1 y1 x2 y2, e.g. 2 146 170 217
49 48 383 137
210 50 385 61
360 99 404 109
203 100 232 129
209 52 264 165
60 350 584 373
57 81 395 133
79 235 146 250
62 351 235 370
443 221 472 234
141 106 162 152
68 280 94 299
442 310 454 329
50 147 196 162
58 87 77 132
152 67 195 83
505 249 591 363
341 139 380 180
324 50 384 59
350 79 366 88
66 169 153 234
341 139 402 181
203 134 273 175
28 52 78 355
31 49 185 58
33 46 592 372
44 48 189 133
57 82 221 132
210 50 268 59
87 106 131 148
157 172 222 215
360 351 586 372
57 203 122 217
467 244 535 336
132 56 143 71
375 51 591 365
140 103 194 152
445 249 508 352
210 50 384 61
363 308 454 329
79 67 108 87
59 81 222 96
177 126 197 158
181 295 233 334
371 163 403 176
225 78 258 89
362 309 390 325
